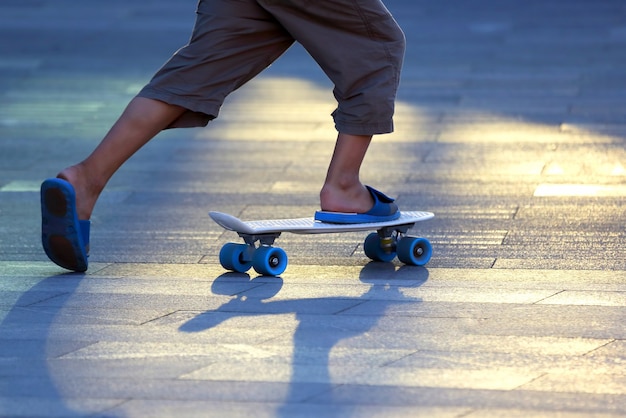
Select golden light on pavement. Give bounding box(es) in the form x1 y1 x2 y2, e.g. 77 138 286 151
191 76 626 199
534 184 626 197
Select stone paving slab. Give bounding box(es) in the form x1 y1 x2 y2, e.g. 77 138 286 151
2 263 625 416
1 0 625 417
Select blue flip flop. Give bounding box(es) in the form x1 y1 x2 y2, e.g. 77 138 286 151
40 178 90 272
314 186 401 224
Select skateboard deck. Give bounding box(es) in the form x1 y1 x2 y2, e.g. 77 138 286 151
209 211 433 235
209 210 434 276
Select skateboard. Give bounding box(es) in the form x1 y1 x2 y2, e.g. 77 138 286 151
209 210 434 276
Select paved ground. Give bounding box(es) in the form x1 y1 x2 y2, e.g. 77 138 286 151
1 0 625 416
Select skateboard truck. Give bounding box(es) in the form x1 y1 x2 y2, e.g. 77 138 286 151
376 224 413 255
239 232 281 247
220 224 431 276
219 232 289 276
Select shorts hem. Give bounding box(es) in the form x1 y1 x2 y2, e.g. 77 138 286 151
137 86 220 129
334 120 394 136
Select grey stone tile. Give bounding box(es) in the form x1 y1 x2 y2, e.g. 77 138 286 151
587 340 626 359
0 290 66 308
2 376 330 403
105 400 471 418
0 339 94 359
0 356 216 380
308 385 626 413
521 371 626 395
1 0 626 416
537 290 626 307
463 410 626 418
0 306 175 326
388 349 624 373
0 396 124 418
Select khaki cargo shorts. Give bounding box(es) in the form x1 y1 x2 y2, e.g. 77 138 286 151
138 0 405 135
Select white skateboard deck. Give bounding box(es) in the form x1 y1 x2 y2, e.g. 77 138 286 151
209 211 434 236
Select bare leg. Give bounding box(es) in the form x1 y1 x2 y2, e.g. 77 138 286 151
319 133 375 213
57 97 185 220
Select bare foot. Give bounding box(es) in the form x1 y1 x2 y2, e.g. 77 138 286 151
319 183 374 213
56 164 103 220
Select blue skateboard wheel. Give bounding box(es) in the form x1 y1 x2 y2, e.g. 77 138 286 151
253 246 288 276
397 237 432 266
219 243 253 273
363 233 397 263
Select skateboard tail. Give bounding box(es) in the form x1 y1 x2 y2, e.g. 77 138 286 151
209 211 256 235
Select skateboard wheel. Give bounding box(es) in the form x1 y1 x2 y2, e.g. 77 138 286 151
363 233 397 263
252 246 288 276
397 237 432 266
219 243 252 273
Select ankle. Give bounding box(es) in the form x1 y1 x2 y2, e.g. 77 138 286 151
60 163 105 191
56 164 103 220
